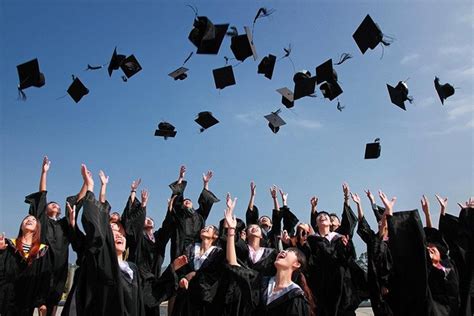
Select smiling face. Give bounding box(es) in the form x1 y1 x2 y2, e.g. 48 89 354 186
22 215 38 233
46 202 61 219
258 216 272 231
113 229 127 254
329 215 340 232
109 212 120 223
316 213 331 231
200 225 218 241
183 198 193 209
296 224 310 243
246 224 262 239
144 217 154 229
274 249 301 271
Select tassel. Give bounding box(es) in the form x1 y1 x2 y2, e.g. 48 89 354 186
334 53 353 65
182 52 193 65
226 26 238 37
185 4 198 18
18 88 27 101
121 76 128 82
253 7 275 24
86 64 103 71
337 100 345 112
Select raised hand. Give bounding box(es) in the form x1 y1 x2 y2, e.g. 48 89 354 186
343 182 350 203
457 197 474 209
279 189 288 206
270 185 278 199
421 195 430 215
378 190 396 215
310 196 319 212
364 189 376 204
250 181 256 196
179 165 186 179
131 178 141 191
67 202 76 228
42 156 51 173
0 233 7 250
224 193 237 229
351 192 361 205
82 165 94 190
435 194 448 215
179 278 189 290
99 170 109 185
141 189 149 207
172 255 188 271
281 230 291 245
202 170 213 184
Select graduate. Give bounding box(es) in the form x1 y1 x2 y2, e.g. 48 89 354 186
24 156 70 316
224 193 314 316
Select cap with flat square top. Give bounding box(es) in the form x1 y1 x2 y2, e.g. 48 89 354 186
264 110 286 134
364 138 381 159
258 54 276 79
189 16 229 55
353 14 384 54
387 81 411 111
17 58 46 90
155 122 177 139
230 26 258 62
293 71 317 100
168 67 189 80
108 47 126 77
195 111 219 132
434 76 455 105
120 55 142 78
212 65 236 89
320 80 343 101
315 59 338 85
67 77 89 103
277 87 294 108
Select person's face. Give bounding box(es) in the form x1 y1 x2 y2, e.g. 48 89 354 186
46 203 61 219
258 216 272 230
297 225 309 243
274 250 301 270
330 215 340 231
183 199 193 209
110 213 120 223
247 224 262 239
200 225 217 241
144 217 154 229
113 229 126 254
240 230 247 241
316 213 331 230
22 216 37 233
427 244 441 264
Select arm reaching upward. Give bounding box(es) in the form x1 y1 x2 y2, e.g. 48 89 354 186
420 195 432 228
39 156 51 192
224 193 238 266
98 170 109 204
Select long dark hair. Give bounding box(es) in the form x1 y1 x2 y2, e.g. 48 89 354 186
287 247 316 316
16 215 42 266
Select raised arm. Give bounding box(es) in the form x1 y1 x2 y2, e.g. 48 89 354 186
169 166 188 209
420 195 433 228
177 165 186 185
224 193 239 266
39 156 50 192
98 170 109 204
310 196 319 231
130 178 142 204
202 170 212 191
351 192 364 221
270 185 280 210
246 181 259 225
196 170 220 220
435 194 448 217
248 181 256 211
378 190 396 216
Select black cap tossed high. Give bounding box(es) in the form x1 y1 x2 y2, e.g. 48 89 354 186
353 14 388 54
195 111 219 132
120 55 142 79
264 109 286 134
258 54 276 80
230 26 258 62
108 47 126 77
434 77 455 105
212 65 236 89
17 59 46 99
168 67 189 81
277 87 294 108
364 138 381 159
67 77 89 103
316 59 343 101
155 122 177 139
293 70 317 100
387 81 413 111
188 16 229 55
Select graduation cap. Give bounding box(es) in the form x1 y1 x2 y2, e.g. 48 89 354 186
364 138 381 159
212 65 236 89
195 111 219 132
17 58 46 99
257 54 276 80
320 80 343 101
168 67 189 81
353 14 389 54
387 81 413 111
264 109 286 134
154 122 177 139
230 26 258 62
316 59 343 101
434 77 455 105
120 55 142 79
277 87 294 108
108 47 126 77
67 77 89 103
188 16 229 55
293 70 317 100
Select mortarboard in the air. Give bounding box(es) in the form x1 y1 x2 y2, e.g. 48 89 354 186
387 81 412 111
188 16 229 55
315 59 338 85
353 14 386 54
364 138 381 159
168 67 189 81
320 80 343 101
434 77 455 105
293 71 317 100
17 58 46 91
258 54 276 80
67 77 89 103
264 109 286 134
108 47 126 77
230 26 258 62
195 111 219 132
212 65 236 89
120 55 142 79
277 87 294 108
155 122 177 139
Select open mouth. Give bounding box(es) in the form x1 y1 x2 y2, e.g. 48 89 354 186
276 251 287 260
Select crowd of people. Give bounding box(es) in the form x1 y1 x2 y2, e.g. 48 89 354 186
0 156 472 316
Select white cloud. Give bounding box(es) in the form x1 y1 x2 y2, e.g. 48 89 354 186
400 53 420 65
447 100 474 120
235 112 261 125
438 45 471 56
426 119 473 136
287 118 323 130
416 96 436 108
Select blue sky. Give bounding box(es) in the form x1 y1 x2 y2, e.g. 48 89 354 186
1 0 473 260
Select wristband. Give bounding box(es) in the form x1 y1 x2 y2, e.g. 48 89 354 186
131 190 136 193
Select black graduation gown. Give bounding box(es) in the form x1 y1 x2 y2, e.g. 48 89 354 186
357 216 393 316
25 190 70 306
428 258 460 316
1 238 51 315
0 247 15 314
225 265 310 316
386 210 432 316
439 208 473 316
236 243 277 276
168 180 220 260
307 233 353 316
172 244 224 316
